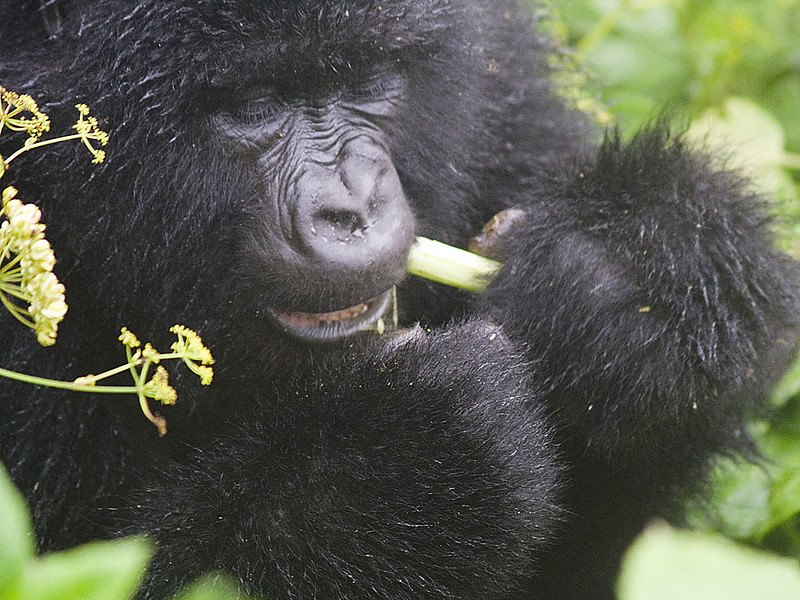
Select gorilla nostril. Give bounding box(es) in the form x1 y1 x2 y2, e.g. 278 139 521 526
312 209 368 240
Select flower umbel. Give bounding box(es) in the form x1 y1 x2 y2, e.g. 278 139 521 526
0 186 67 346
0 87 211 436
73 103 109 164
0 324 215 437
170 324 215 385
0 92 109 169
0 87 108 346
117 325 214 435
109 326 214 435
0 86 50 140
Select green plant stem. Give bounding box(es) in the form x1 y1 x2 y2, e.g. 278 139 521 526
0 291 33 328
0 281 29 300
406 236 502 292
3 134 89 166
0 366 139 394
89 361 139 382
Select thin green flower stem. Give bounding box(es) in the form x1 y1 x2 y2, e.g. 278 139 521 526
4 120 37 132
151 352 186 362
0 366 139 394
125 345 144 391
3 133 93 166
138 359 152 393
0 252 23 276
0 282 29 300
0 292 33 327
3 105 25 119
86 361 144 383
0 262 24 279
0 240 13 259
0 274 24 286
132 358 166 433
184 360 203 377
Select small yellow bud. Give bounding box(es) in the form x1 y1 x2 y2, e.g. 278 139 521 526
196 365 214 386
1 186 16 206
170 325 215 365
73 375 97 387
144 366 178 405
142 343 161 363
72 103 109 164
119 327 141 348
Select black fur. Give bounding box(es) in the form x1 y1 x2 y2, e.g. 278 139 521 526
0 1 797 599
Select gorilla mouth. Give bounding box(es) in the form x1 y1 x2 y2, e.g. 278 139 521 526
269 289 395 342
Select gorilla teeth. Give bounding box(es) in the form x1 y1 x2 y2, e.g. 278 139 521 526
269 288 395 342
280 302 369 328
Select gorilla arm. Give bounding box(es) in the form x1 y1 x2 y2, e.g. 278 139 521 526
483 128 800 488
472 128 800 598
129 322 562 600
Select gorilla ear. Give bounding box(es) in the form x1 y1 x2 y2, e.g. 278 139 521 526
39 0 64 39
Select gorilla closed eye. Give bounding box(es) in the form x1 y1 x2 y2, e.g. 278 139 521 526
229 95 291 124
346 72 406 102
218 70 406 124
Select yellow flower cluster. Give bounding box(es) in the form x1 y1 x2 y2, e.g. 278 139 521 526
0 186 67 346
0 88 109 171
118 326 141 349
0 85 216 437
116 325 215 435
170 324 215 385
0 86 51 139
143 366 178 405
73 103 109 164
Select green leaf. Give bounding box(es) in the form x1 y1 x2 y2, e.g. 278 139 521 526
701 460 773 540
770 472 800 532
0 462 36 593
175 573 246 600
617 523 800 600
687 98 798 201
8 537 153 600
771 349 800 407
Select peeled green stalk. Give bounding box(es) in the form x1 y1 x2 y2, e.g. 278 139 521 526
406 236 502 293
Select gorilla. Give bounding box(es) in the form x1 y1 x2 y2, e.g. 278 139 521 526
1 1 798 599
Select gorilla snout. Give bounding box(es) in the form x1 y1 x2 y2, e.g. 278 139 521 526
255 137 414 341
289 137 414 306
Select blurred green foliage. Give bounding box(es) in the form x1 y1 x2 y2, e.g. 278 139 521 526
549 0 800 227
0 462 152 600
617 522 800 600
548 0 800 596
0 463 246 600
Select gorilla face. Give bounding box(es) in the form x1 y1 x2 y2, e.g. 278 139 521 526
129 1 483 346
0 0 485 352
213 71 415 341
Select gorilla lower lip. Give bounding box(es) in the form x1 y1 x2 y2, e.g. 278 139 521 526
270 289 394 342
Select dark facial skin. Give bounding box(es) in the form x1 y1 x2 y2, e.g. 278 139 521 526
213 73 414 338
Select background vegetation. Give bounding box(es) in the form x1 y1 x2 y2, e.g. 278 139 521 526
549 0 800 597
3 1 800 598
